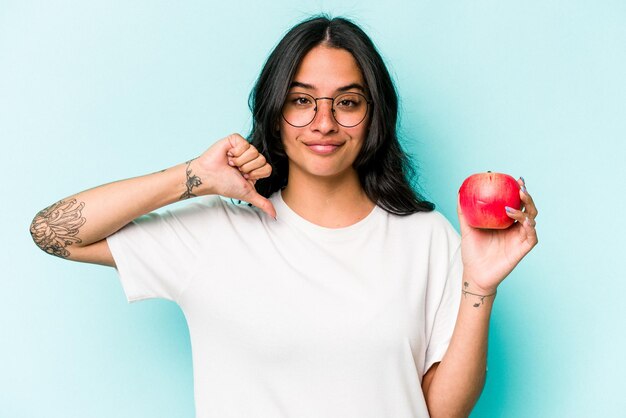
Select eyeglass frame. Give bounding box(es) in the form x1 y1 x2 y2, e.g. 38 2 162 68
281 91 373 128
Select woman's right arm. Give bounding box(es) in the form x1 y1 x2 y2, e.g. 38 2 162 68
29 134 275 267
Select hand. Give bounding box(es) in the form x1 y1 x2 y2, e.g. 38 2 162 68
457 177 538 294
193 133 276 219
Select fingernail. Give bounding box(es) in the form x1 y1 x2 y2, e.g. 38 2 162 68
521 185 528 194
228 159 235 166
520 176 526 185
505 206 515 213
243 173 250 179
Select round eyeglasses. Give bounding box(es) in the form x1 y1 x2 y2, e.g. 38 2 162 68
281 92 372 128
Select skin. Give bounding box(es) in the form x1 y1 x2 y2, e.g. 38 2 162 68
279 45 375 228
31 43 538 417
421 181 538 417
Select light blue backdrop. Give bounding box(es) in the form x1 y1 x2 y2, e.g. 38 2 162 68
2 1 624 417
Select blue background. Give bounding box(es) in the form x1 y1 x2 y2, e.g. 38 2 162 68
2 1 625 417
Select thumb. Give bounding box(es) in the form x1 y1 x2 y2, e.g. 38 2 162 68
243 190 277 220
457 193 471 236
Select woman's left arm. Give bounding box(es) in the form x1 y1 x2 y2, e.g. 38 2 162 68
423 178 539 418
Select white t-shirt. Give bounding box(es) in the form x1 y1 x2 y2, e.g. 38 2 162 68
107 191 462 418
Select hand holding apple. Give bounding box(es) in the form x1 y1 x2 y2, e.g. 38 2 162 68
457 174 539 295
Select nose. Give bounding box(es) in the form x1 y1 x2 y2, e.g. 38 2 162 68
309 98 338 133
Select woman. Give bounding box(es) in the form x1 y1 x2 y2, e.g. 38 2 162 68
30 16 538 418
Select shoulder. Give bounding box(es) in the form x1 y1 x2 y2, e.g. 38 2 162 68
176 195 265 224
384 209 460 251
129 195 264 231
388 209 457 233
195 195 261 215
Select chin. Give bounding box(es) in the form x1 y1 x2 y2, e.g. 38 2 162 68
298 163 358 181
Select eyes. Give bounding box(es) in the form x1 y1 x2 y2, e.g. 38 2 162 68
292 96 313 106
288 93 366 110
282 91 371 128
336 97 360 109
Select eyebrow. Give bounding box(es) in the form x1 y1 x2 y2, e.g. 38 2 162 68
289 81 366 93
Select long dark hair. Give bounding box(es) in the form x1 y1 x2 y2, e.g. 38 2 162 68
248 15 434 215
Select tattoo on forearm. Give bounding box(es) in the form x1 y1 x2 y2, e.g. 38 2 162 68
462 282 497 308
30 199 87 258
180 159 202 200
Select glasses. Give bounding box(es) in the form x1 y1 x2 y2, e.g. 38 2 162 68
282 92 372 128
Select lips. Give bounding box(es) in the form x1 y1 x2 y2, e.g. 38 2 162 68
302 140 344 155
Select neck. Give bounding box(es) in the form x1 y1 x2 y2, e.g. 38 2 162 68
281 170 375 228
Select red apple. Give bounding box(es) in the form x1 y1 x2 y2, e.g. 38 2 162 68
459 172 521 229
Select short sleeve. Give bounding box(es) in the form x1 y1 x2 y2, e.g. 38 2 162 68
423 222 463 374
106 202 211 303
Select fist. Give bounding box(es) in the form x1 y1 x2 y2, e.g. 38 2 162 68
193 134 276 218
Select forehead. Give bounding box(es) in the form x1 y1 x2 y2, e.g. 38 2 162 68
292 45 365 92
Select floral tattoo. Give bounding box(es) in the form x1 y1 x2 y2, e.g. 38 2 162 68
30 199 86 258
180 159 202 200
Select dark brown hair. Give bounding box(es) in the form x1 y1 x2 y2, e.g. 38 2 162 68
248 15 434 215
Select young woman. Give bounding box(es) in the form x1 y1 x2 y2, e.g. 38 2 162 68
30 16 538 418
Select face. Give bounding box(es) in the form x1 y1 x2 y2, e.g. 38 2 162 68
280 45 370 184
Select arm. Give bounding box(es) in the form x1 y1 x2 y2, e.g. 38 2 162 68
29 134 275 266
421 281 494 417
422 178 539 417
